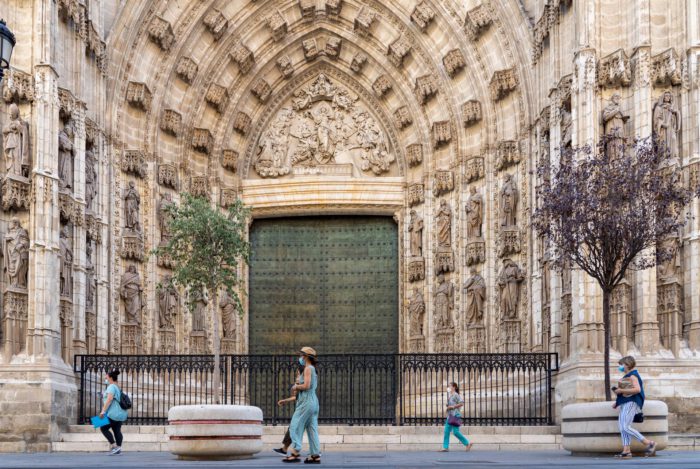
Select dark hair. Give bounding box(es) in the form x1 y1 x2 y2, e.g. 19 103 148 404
107 369 120 381
297 363 306 374
450 382 460 394
305 355 317 366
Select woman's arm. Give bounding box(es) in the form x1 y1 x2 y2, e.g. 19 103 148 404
100 393 114 418
294 367 312 391
621 375 641 397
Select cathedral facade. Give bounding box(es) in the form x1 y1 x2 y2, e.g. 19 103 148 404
1 0 699 451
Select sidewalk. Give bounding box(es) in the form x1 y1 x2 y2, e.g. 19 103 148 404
1 451 699 469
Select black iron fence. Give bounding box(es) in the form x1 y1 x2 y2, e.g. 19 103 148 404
74 353 558 426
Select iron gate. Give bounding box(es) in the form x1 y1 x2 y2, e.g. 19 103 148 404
74 353 558 426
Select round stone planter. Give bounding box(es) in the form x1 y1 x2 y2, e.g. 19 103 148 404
562 400 668 454
167 404 263 460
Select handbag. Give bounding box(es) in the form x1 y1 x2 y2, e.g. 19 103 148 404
633 412 644 423
447 415 462 427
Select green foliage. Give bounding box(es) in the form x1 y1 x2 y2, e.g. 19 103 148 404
152 194 250 316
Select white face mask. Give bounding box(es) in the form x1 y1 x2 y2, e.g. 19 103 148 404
446 387 452 393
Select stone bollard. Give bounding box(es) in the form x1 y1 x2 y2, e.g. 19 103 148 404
167 404 263 460
562 400 668 454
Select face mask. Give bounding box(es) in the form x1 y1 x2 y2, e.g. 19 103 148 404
618 365 625 372
298 357 305 366
104 378 109 384
446 387 452 393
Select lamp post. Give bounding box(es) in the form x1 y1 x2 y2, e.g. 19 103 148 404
0 19 17 82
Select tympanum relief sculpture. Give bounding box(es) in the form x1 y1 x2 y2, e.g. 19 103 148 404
253 74 396 178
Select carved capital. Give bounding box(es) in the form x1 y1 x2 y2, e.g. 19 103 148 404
158 163 179 189
489 68 518 101
221 150 238 173
414 74 438 105
464 4 492 41
443 49 466 78
407 183 425 207
372 75 392 98
325 0 343 16
354 6 376 36
126 82 152 111
394 106 413 129
303 38 319 61
461 100 482 127
231 43 255 74
599 49 631 88
220 187 238 208
276 55 294 78
1 176 31 212
2 68 34 103
411 1 435 32
408 258 425 282
266 10 288 41
351 52 368 73
147 16 175 52
388 35 412 68
431 121 452 148
176 57 198 84
299 0 315 19
464 155 485 183
121 232 144 261
495 140 521 171
433 170 454 197
233 112 252 135
189 176 209 200
651 48 682 87
160 109 182 137
251 78 272 103
406 143 423 167
325 37 342 59
203 9 228 41
121 150 147 178
192 128 214 155
205 83 229 113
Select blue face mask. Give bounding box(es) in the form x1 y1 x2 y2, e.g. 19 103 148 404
104 378 109 384
298 357 305 366
618 365 626 373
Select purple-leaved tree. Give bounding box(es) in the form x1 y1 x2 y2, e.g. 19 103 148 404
533 135 694 401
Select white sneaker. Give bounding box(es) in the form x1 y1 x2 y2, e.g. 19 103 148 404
111 446 122 455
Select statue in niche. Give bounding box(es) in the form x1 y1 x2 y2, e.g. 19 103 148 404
120 265 143 324
157 275 179 329
3 217 29 288
408 287 425 337
190 288 208 332
498 259 524 320
540 246 551 304
601 93 629 160
658 236 682 282
220 290 238 339
500 174 518 228
436 199 452 248
2 103 30 178
434 273 454 329
85 241 96 311
58 123 75 190
157 192 175 243
123 181 141 232
85 148 98 210
464 267 486 325
465 186 483 239
408 210 423 257
59 226 73 297
652 91 681 160
560 107 572 150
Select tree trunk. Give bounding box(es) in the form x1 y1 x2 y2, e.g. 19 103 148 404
602 289 612 401
211 290 221 405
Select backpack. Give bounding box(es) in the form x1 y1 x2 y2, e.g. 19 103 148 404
117 387 132 410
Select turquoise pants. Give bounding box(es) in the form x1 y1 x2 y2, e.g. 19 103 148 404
289 404 320 455
443 418 469 449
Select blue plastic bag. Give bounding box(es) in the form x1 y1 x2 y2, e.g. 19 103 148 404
90 415 110 428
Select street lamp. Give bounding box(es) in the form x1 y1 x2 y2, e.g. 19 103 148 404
0 19 17 82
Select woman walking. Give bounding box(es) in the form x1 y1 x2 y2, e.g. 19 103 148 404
439 382 472 452
282 347 321 464
99 369 128 455
612 356 656 458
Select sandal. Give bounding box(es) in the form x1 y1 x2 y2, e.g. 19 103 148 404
645 441 657 457
614 452 632 459
304 455 321 464
465 442 473 452
282 452 301 463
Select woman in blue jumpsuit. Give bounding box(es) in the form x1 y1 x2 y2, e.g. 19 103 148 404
282 346 320 464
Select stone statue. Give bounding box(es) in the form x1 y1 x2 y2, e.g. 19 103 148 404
120 265 143 324
434 273 454 329
58 123 75 190
2 103 30 177
498 259 524 319
157 192 175 243
601 93 629 159
191 288 208 332
123 181 141 231
500 175 518 228
464 267 486 325
436 199 452 248
220 290 238 339
658 236 682 282
408 210 423 257
560 107 572 149
85 148 98 210
541 248 551 304
157 275 178 329
465 186 483 239
408 287 425 337
3 217 29 288
85 241 96 311
59 226 73 297
652 91 681 159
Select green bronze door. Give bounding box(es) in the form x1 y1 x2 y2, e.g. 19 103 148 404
249 216 399 355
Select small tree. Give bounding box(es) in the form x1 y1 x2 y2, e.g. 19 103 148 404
153 194 250 404
533 136 693 401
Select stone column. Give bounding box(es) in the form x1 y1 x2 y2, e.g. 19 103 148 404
71 103 87 355
686 47 700 350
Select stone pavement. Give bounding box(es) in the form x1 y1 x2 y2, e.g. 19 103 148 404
1 451 700 469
